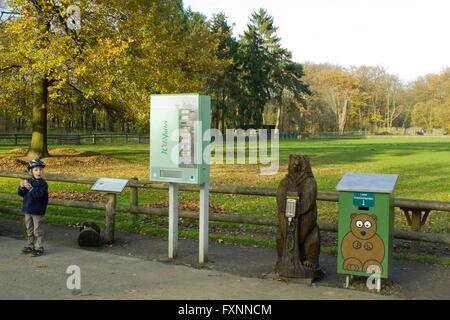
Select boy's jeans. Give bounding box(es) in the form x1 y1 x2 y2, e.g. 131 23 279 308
24 214 44 250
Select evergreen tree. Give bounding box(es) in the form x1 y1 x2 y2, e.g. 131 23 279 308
237 8 309 128
205 12 239 130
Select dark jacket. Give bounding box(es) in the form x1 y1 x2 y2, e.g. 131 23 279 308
18 178 48 216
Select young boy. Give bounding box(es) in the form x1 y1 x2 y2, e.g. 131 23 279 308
18 159 49 257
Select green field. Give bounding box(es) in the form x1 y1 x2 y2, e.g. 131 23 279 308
0 137 449 244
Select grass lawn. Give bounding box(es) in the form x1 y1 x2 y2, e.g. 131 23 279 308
0 137 448 245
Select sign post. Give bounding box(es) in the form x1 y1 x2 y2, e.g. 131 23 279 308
104 193 117 244
150 94 211 263
91 178 129 243
199 181 209 264
168 183 179 258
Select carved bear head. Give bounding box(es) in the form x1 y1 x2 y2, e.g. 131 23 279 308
288 154 313 176
350 213 378 240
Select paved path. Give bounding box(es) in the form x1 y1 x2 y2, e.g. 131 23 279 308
0 217 448 300
0 236 391 300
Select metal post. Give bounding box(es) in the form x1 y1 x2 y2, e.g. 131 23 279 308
199 182 209 264
104 193 117 244
168 183 179 259
345 275 353 289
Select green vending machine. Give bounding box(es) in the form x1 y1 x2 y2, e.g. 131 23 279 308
150 93 211 264
336 173 398 281
150 94 210 185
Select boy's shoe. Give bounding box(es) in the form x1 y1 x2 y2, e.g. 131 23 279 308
21 247 34 254
31 249 44 257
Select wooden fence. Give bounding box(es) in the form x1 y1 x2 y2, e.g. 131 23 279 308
2 132 449 147
0 170 449 246
0 133 150 146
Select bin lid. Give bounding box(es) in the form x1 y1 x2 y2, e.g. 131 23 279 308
335 173 399 193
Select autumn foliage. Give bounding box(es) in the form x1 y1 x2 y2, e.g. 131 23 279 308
0 0 448 151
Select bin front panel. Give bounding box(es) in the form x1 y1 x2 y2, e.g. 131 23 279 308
337 192 393 278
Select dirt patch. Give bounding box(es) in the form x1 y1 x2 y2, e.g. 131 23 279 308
0 147 129 174
49 148 81 155
0 157 28 171
77 151 102 157
49 190 105 202
5 148 26 155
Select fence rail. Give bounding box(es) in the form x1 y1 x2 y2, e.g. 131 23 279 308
0 133 150 146
1 132 448 146
1 171 448 212
0 170 448 246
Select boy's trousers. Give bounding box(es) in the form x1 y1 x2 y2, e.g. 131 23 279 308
24 214 44 250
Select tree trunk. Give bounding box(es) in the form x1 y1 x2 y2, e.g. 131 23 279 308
221 108 225 132
338 98 349 136
109 116 114 132
385 92 389 130
4 111 9 133
26 77 50 159
390 91 396 129
275 92 284 131
275 104 282 131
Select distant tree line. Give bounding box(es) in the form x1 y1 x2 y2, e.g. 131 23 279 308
0 0 448 157
296 64 449 135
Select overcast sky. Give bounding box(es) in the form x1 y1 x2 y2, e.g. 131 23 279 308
183 0 450 83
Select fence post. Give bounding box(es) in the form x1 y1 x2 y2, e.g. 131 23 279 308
138 134 142 144
104 193 117 244
57 135 61 145
14 134 17 146
125 133 128 144
77 135 81 145
401 208 430 254
130 177 139 224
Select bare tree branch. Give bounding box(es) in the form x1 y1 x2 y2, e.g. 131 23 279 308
0 65 21 72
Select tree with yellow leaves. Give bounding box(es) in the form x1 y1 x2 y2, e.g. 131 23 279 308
0 0 221 157
312 68 368 135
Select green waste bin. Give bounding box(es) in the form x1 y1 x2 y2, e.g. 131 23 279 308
336 173 398 279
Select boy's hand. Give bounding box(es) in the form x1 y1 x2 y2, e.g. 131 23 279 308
23 181 31 190
20 180 26 188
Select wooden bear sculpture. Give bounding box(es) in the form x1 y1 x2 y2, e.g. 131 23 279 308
276 154 321 275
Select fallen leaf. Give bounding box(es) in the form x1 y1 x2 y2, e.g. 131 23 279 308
37 264 47 268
